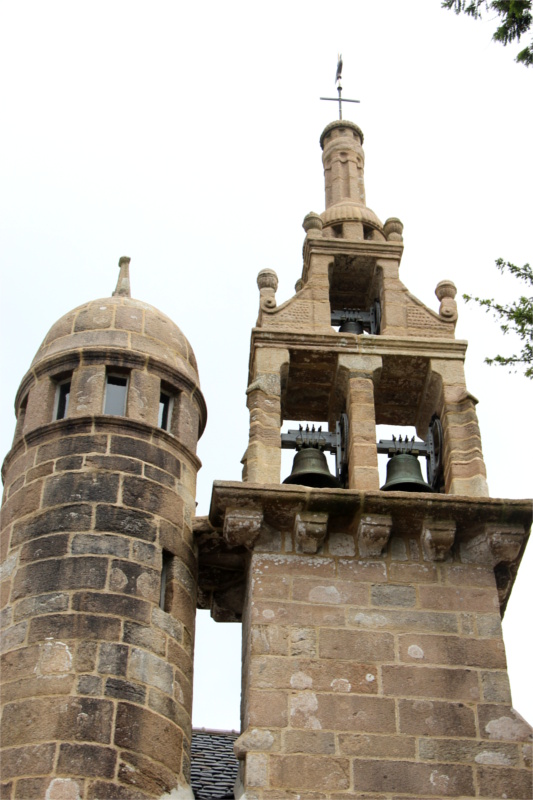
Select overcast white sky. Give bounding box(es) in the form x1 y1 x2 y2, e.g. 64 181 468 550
1 1 531 730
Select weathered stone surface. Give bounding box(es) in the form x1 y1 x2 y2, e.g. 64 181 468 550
114 702 183 773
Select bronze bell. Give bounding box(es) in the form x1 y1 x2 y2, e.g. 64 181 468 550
339 319 364 334
283 446 341 488
380 453 434 493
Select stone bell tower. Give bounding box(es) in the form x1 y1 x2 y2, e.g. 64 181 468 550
0 259 206 799
202 119 532 798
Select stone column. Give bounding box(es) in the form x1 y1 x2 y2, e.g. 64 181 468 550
338 353 382 490
245 347 289 484
431 359 489 497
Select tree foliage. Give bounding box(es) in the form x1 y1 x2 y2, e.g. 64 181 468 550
442 1 533 65
463 260 533 377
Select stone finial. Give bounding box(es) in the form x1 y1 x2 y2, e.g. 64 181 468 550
257 269 278 310
295 279 304 292
113 256 131 297
383 218 403 242
302 212 323 238
435 280 458 322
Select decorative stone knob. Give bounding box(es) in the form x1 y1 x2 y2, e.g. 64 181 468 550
435 279 458 321
294 279 304 293
302 212 323 237
383 217 404 242
257 269 278 309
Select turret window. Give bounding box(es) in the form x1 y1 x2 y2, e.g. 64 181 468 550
54 379 71 420
159 392 173 431
104 373 128 416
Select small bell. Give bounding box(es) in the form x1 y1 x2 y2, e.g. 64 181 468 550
339 319 364 334
283 446 341 488
381 453 434 493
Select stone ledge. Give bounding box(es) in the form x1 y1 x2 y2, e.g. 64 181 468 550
205 481 531 616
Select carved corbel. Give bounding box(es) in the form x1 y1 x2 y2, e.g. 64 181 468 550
422 518 457 561
223 508 264 549
294 512 328 554
460 523 526 568
357 514 393 558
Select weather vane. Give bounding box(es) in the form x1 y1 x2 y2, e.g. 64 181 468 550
320 54 360 120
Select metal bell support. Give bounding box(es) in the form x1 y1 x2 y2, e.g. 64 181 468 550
283 446 341 489
380 453 434 493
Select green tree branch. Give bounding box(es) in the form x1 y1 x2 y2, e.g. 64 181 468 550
463 260 533 377
442 0 533 65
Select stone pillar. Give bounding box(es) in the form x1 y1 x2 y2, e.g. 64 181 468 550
431 359 489 497
338 353 382 490
245 347 289 484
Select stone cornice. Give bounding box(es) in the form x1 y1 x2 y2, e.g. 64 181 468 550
207 481 531 615
2 414 202 481
250 330 468 360
303 236 404 264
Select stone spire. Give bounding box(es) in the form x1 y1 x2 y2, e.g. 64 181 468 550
112 255 131 297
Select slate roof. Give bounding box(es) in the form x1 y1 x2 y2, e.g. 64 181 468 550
190 729 239 800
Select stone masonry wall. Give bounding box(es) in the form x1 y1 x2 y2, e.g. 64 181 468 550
236 526 532 798
1 416 199 799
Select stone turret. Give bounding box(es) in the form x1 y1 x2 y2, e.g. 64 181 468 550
1 259 206 799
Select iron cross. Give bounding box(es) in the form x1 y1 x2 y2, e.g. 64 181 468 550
320 54 360 120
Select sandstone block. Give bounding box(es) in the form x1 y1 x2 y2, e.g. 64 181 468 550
109 559 159 602
353 758 474 796
398 633 506 669
105 677 147 704
419 585 498 613
128 647 174 695
270 754 350 791
71 533 130 557
382 665 480 701
42 472 119 507
371 584 416 608
477 765 532 799
11 504 93 547
247 690 288 728
28 613 120 644
0 744 56 780
347 607 459 633
338 733 415 759
398 698 476 737
118 750 178 796
36 435 107 465
2 696 113 747
57 743 117 778
111 436 181 476
319 628 394 663
95 505 157 541
13 557 107 600
114 702 182 773
73 591 151 623
282 730 335 754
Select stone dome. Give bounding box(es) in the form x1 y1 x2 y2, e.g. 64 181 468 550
32 295 200 383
